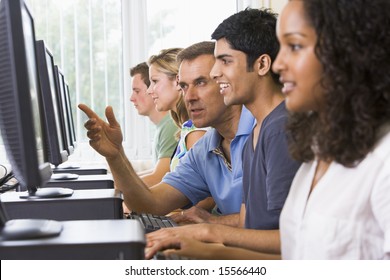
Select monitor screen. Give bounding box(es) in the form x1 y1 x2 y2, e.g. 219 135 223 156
0 0 73 199
64 83 77 149
36 40 69 166
54 66 75 155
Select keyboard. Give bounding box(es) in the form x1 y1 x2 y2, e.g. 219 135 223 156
153 251 191 260
127 212 177 233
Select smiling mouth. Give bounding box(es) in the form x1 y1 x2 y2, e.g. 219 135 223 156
281 82 295 94
218 82 230 94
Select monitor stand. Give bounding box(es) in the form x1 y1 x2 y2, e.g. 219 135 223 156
19 187 74 199
56 162 81 169
53 163 108 175
51 173 79 180
1 219 62 240
0 202 62 240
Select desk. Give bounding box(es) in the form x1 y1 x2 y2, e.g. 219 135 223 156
1 189 124 220
0 219 145 259
46 174 114 190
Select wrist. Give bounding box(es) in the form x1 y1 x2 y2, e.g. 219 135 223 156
202 223 224 244
106 145 124 161
206 213 220 224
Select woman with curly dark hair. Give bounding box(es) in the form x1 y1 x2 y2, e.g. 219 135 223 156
272 0 390 259
132 0 390 260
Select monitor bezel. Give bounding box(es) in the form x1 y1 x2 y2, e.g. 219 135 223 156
53 65 74 155
35 40 69 166
64 82 77 149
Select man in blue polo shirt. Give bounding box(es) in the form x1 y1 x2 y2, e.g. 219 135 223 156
79 41 254 223
163 101 253 216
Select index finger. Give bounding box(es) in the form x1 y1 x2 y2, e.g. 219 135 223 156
78 103 98 119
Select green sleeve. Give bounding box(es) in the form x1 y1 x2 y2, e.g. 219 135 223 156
154 115 178 161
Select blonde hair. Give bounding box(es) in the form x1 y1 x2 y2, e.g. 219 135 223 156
148 48 188 138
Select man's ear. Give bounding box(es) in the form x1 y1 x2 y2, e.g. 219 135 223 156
255 54 272 76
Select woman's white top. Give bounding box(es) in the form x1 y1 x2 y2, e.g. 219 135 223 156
280 128 390 259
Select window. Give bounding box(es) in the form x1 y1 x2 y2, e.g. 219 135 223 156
145 0 237 56
21 0 123 167
123 0 237 161
26 0 122 164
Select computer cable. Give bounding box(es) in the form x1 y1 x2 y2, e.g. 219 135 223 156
0 168 19 193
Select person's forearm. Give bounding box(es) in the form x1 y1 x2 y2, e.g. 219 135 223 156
106 147 156 213
137 168 153 177
140 157 171 187
208 213 240 227
208 225 281 254
204 244 281 260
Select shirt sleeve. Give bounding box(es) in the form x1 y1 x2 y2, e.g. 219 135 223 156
162 144 211 207
156 118 178 159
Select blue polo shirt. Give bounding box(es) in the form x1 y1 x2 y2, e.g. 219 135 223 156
162 106 255 214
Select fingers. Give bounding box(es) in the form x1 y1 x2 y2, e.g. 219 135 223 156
105 106 120 127
170 208 204 224
168 212 184 223
79 104 109 139
79 104 101 134
86 126 101 140
144 236 182 259
78 103 98 119
79 104 118 128
146 228 174 245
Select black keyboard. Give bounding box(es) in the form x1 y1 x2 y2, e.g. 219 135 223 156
127 212 177 233
153 251 191 260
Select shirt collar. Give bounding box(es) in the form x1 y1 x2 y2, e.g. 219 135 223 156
207 106 255 152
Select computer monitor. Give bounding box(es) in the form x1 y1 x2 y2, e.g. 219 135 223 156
0 0 73 199
35 40 68 167
0 0 70 239
64 81 77 149
54 66 75 155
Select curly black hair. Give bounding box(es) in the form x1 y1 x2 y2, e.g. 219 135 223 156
287 0 390 167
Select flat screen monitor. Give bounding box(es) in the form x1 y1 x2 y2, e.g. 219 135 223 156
64 82 77 149
0 0 70 240
54 66 75 155
0 0 73 199
35 40 68 167
65 81 77 148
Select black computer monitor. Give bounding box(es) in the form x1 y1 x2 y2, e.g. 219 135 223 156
64 81 77 149
0 0 71 240
35 40 69 167
0 0 73 199
54 66 75 155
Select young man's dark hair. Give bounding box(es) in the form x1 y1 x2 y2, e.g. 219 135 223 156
130 62 150 87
